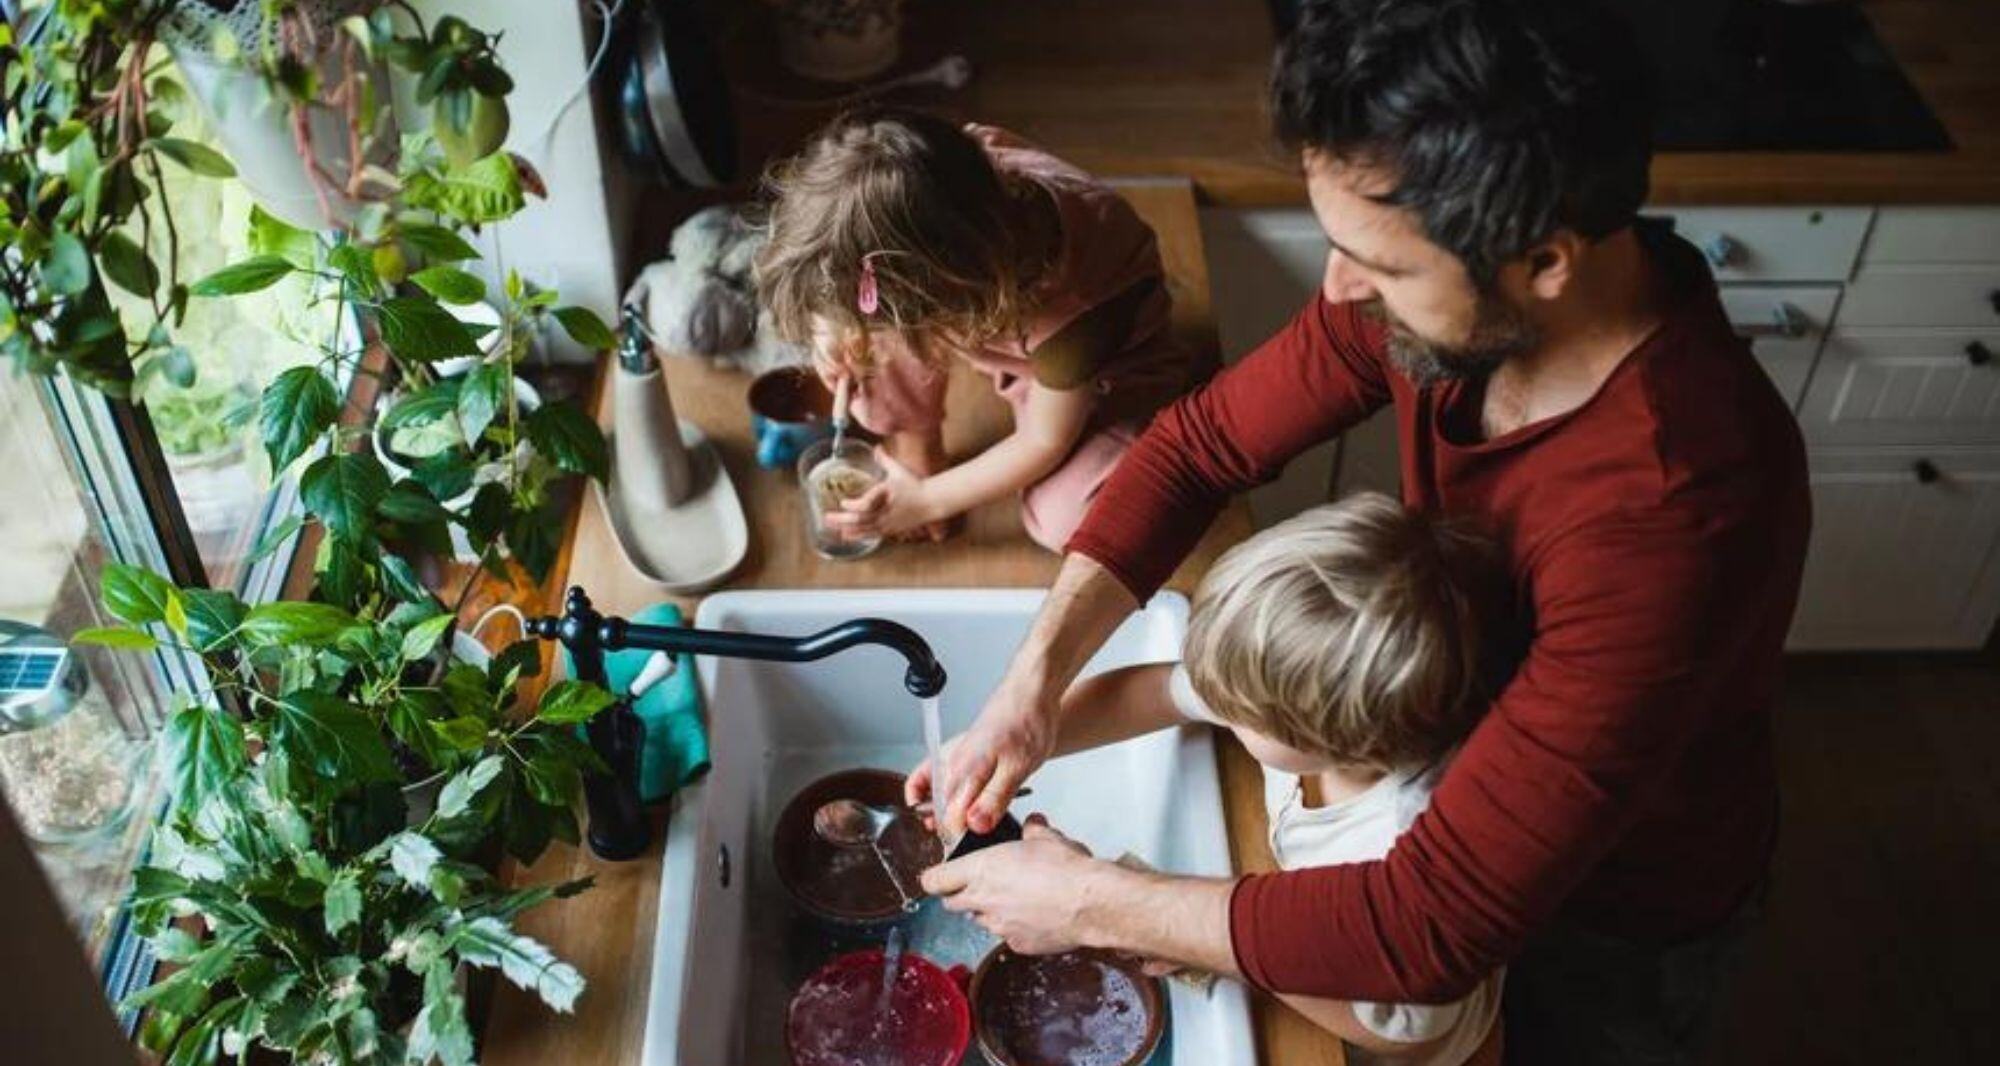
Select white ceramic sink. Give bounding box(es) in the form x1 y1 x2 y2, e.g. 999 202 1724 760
640 589 1255 1065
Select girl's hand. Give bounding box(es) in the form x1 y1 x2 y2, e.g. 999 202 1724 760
825 447 943 540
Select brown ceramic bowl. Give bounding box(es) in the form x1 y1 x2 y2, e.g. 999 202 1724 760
772 768 943 926
970 945 1165 1066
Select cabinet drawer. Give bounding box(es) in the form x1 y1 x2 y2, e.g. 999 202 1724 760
1718 284 1838 410
1644 206 1872 283
1790 446 2000 650
1798 329 2000 446
1837 266 2000 328
1860 207 2000 266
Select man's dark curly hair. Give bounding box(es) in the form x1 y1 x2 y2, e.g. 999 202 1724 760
1271 0 1653 288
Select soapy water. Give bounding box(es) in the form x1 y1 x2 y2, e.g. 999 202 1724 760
786 946 967 1066
979 953 1153 1066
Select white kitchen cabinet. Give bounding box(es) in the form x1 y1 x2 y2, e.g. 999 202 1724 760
1799 327 2000 446
1647 206 1873 282
1788 447 2000 650
1859 207 2000 266
1718 284 1841 410
1837 266 2000 328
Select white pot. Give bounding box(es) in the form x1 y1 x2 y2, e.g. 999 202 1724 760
777 0 904 82
168 42 398 231
373 356 542 564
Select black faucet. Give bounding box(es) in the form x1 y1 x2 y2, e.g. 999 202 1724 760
527 586 948 861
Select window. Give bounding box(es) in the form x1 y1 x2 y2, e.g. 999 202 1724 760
0 371 185 1003
100 101 340 598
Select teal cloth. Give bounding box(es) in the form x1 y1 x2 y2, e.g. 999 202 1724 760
561 602 709 803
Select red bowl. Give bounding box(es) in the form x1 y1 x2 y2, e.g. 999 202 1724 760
786 948 971 1066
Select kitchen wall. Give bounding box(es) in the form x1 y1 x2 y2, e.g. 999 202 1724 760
411 1 638 362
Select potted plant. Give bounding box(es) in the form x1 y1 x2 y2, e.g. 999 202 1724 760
76 560 616 1063
3 3 625 1058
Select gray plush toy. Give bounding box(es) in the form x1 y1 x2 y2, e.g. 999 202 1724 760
624 205 803 376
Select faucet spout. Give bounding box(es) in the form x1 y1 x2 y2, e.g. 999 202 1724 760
525 587 949 862
604 615 948 698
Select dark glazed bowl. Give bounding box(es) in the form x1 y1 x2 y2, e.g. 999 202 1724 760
970 945 1165 1066
773 768 943 926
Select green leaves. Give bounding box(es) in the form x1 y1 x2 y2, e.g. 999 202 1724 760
552 306 615 351
239 602 359 647
411 265 485 305
71 625 158 650
164 700 247 814
456 359 509 443
272 693 398 785
524 402 608 482
299 452 390 542
42 232 92 296
452 917 585 1013
404 152 526 225
178 589 247 652
101 562 178 625
386 831 443 887
99 230 159 297
399 223 480 263
535 680 615 725
400 611 455 662
248 205 320 269
150 137 237 178
190 255 293 297
258 367 339 470
323 871 361 936
436 755 504 820
374 296 480 363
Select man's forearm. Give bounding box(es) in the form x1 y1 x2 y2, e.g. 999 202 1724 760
1077 862 1241 977
1007 552 1140 698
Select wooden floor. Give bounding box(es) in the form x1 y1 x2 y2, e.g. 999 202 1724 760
1708 652 2000 1064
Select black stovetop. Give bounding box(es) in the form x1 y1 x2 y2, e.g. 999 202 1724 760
1265 0 1952 153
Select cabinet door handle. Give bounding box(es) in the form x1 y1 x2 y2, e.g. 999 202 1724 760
1702 234 1742 270
1989 289 2000 316
1914 459 1942 484
1968 341 1994 367
1735 303 1809 339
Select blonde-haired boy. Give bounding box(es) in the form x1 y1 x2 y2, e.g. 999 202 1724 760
1050 493 1515 1064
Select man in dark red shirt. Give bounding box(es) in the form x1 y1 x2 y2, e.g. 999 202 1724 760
915 1 1810 1062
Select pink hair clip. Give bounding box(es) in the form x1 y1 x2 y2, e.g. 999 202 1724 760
856 253 881 316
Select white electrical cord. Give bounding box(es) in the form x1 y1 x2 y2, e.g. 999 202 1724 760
470 603 529 646
520 0 629 171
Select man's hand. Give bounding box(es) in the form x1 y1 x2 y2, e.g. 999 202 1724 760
921 815 1242 977
922 816 1102 955
906 668 1061 838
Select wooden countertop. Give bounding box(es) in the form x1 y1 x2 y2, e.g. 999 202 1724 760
482 182 1348 1065
710 0 2000 207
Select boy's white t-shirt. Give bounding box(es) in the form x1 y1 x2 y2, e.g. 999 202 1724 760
1170 666 1502 1066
